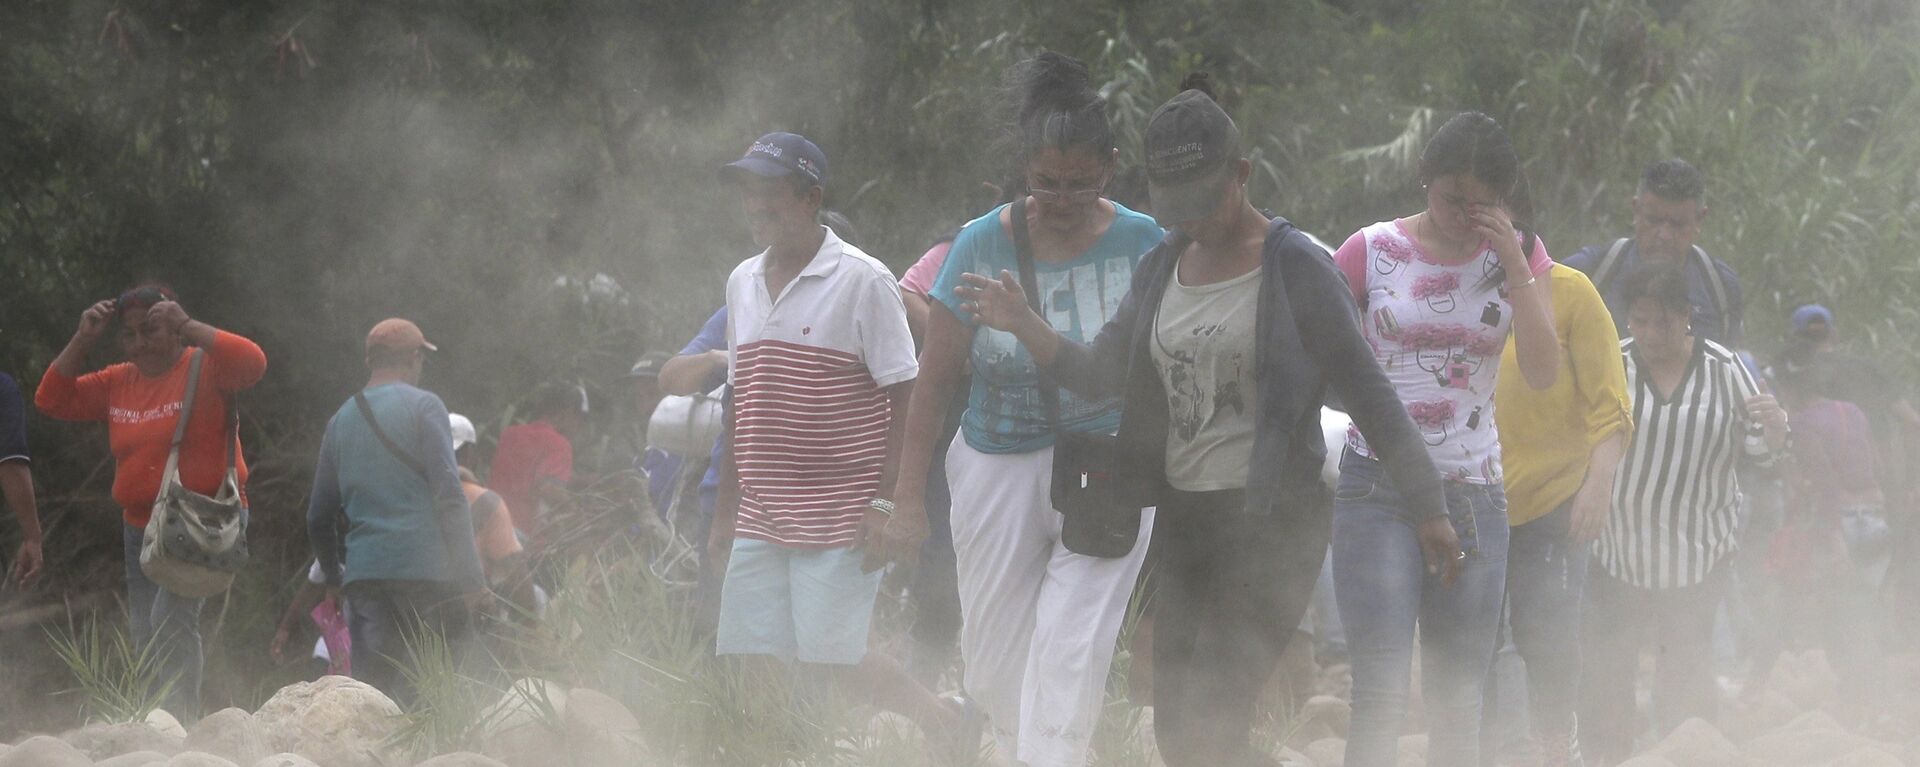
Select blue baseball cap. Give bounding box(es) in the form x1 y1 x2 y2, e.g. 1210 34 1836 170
1792 304 1833 335
720 132 828 188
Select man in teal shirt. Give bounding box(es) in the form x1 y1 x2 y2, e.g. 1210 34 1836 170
306 318 485 706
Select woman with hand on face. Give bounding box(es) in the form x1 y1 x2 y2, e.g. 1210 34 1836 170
36 285 267 719
881 51 1165 767
1580 265 1787 764
1483 203 1632 766
1330 112 1559 767
949 80 1449 767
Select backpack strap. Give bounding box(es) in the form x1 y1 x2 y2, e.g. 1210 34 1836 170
1592 237 1632 294
352 391 430 481
1692 245 1733 327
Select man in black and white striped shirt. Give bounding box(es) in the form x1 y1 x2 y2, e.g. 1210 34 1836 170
1580 265 1788 762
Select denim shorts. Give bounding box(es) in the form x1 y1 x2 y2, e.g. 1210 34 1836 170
715 538 883 665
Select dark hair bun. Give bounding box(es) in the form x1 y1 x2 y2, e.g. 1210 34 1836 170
1179 72 1218 101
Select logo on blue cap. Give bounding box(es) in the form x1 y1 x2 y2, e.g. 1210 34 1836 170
723 132 828 188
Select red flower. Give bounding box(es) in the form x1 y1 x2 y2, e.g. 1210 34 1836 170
1411 272 1461 299
1406 399 1457 428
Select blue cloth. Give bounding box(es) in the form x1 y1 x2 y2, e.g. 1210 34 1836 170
0 373 27 464
931 202 1164 454
123 523 204 718
682 306 731 519
307 383 485 589
714 538 883 665
1563 241 1745 347
1333 451 1509 767
640 447 684 517
344 578 470 709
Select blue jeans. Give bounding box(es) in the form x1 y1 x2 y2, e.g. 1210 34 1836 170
1482 500 1588 765
1333 451 1509 767
122 523 205 719
344 579 471 710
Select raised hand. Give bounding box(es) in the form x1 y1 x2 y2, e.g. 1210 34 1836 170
954 271 1038 333
76 300 116 342
144 300 191 335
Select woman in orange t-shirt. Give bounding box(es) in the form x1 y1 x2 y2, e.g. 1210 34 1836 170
37 284 267 718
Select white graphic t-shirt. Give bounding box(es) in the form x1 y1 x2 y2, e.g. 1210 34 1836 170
1150 265 1261 491
1333 219 1551 484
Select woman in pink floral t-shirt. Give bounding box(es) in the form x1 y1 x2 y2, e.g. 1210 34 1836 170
1328 112 1559 767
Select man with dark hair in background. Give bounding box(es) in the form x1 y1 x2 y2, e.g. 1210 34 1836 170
490 381 587 543
307 318 486 706
1565 158 1745 347
0 372 44 586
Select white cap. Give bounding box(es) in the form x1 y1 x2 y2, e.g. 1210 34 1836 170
449 413 477 450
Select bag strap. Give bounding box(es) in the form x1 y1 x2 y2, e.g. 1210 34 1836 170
168 350 206 450
161 350 207 480
353 391 430 481
1008 197 1063 434
1692 245 1733 325
1592 237 1632 294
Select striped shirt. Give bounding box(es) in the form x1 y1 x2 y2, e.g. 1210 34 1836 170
1598 337 1779 589
726 227 918 548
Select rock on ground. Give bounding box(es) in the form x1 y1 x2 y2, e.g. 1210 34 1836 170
0 735 92 767
61 721 185 760
1301 695 1352 739
1769 650 1841 712
253 675 407 767
1719 690 1802 743
412 753 510 767
166 753 241 767
478 679 569 767
249 754 321 767
1303 737 1344 767
146 710 189 739
1645 718 1747 767
96 752 173 767
561 687 647 766
1742 711 1889 766
185 708 272 765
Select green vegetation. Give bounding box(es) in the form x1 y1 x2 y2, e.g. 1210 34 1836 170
45 619 177 724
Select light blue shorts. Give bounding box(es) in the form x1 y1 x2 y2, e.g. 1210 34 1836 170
714 538 883 665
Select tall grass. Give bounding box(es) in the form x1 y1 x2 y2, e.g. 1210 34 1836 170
45 619 177 725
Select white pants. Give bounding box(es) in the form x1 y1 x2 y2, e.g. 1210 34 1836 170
947 435 1154 767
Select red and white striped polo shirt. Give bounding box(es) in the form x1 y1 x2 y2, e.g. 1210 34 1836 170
725 227 918 548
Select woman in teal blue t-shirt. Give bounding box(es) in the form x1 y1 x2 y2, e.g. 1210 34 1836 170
882 52 1163 767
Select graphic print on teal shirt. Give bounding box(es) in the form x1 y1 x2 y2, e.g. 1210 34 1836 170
932 201 1165 454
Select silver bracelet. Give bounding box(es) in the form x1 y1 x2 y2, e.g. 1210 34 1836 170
867 498 896 517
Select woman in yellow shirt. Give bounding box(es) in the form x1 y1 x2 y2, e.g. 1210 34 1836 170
1488 263 1632 766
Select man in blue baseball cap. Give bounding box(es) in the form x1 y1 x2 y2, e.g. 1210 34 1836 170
713 132 979 759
